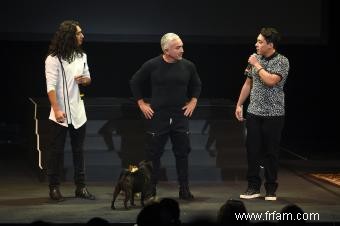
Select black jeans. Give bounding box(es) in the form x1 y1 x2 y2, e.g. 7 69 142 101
46 120 86 187
245 113 284 189
145 108 191 186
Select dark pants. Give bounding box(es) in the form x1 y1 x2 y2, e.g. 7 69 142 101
46 120 86 187
245 113 284 191
145 108 191 186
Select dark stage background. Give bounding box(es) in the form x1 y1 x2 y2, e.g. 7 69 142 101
1 0 338 160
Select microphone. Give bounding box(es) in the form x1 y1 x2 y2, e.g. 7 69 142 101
244 53 256 76
244 63 252 76
79 63 86 99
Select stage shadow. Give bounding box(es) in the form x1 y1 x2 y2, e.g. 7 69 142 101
0 196 98 206
0 197 50 206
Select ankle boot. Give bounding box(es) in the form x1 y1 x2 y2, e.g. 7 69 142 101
49 186 64 202
179 185 194 200
75 186 96 200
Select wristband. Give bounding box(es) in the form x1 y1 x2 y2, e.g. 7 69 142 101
257 68 264 73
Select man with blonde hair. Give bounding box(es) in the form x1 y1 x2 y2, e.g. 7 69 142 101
130 33 201 200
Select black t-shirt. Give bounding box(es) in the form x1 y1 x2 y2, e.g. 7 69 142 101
130 55 201 109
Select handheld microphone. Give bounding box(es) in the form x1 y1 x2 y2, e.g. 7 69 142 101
79 63 86 99
244 63 252 76
244 53 256 76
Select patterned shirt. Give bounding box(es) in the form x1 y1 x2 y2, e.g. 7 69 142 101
247 52 289 116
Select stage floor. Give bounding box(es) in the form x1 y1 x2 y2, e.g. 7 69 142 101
1 153 340 225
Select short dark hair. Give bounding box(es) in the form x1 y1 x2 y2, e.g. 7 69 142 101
260 27 281 49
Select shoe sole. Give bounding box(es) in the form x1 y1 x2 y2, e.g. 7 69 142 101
75 195 96 200
265 196 277 201
240 194 261 199
179 197 194 200
49 197 65 202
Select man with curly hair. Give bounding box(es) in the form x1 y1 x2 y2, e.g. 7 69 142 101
45 20 95 201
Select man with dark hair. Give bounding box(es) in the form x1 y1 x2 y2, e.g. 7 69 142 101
45 20 95 201
130 33 201 200
235 27 290 201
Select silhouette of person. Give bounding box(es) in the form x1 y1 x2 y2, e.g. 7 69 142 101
217 199 249 226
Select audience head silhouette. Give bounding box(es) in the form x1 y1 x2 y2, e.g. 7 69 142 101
217 199 249 226
87 217 110 226
136 202 161 226
159 198 181 226
279 204 306 225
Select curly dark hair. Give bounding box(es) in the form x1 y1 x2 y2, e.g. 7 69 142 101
48 20 84 63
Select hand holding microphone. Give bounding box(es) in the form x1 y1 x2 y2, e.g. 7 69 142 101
248 53 259 67
244 53 258 75
74 75 86 99
244 63 252 75
74 75 88 85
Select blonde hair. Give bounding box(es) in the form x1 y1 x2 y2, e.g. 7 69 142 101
160 33 180 52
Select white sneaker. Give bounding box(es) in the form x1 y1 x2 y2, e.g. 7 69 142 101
240 188 261 199
265 194 277 201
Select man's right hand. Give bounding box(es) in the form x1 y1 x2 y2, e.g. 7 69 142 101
137 99 154 119
54 109 66 123
48 90 66 123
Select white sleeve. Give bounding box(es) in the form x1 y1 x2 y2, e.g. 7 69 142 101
45 56 59 93
83 54 91 78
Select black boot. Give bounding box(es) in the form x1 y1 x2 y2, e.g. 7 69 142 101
75 186 96 200
49 186 64 202
179 185 194 200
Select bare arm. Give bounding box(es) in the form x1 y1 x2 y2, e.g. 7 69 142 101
235 78 252 121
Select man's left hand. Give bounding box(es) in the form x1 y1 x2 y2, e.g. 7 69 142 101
182 98 197 117
75 75 91 86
